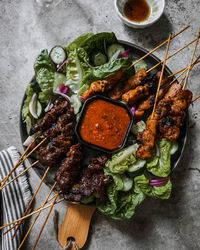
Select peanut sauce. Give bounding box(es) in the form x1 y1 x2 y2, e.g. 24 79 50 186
124 0 150 23
79 99 130 150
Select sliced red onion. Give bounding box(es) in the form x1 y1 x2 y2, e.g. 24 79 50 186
56 58 71 72
23 136 34 147
130 106 136 116
118 49 130 58
79 96 86 103
149 177 169 186
45 101 53 112
58 84 68 94
54 90 71 102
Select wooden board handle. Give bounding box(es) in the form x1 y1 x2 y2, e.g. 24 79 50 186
58 203 96 248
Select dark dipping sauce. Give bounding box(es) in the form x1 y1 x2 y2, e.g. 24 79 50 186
124 0 150 22
79 99 130 150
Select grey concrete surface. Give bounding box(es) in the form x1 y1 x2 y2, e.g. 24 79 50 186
0 0 200 249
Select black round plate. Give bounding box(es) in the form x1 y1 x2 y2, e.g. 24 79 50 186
19 40 188 188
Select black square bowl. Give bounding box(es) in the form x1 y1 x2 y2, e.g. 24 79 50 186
75 95 133 154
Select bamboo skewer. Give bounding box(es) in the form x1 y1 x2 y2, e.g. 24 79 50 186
0 133 41 187
151 34 172 118
0 160 39 191
146 37 198 74
11 166 50 240
126 25 190 71
18 182 57 249
192 94 200 103
3 193 59 235
0 198 64 231
183 30 200 90
168 55 200 86
32 191 60 250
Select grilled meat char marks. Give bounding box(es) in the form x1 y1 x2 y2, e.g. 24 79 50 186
136 83 192 159
55 144 110 202
35 97 76 167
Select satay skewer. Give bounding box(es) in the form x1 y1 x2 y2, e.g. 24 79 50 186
32 191 60 250
146 37 198 74
126 25 190 71
18 182 57 249
151 34 172 118
11 166 50 240
0 198 64 231
183 29 200 90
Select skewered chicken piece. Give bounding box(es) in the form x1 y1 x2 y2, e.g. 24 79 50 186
82 69 123 99
122 85 149 105
136 83 192 159
108 68 147 100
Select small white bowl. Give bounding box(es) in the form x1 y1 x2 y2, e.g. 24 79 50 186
114 0 165 28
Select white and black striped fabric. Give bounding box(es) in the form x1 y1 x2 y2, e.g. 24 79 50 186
0 146 32 250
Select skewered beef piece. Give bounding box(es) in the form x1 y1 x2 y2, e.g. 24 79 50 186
82 69 123 99
36 134 72 166
108 68 147 100
63 155 110 202
30 97 69 135
54 144 82 193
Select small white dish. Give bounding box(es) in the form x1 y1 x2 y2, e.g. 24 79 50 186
114 0 165 28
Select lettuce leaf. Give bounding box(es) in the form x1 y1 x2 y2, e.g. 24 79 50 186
146 138 176 177
34 49 55 74
84 32 117 56
106 144 139 174
134 174 172 199
65 33 94 52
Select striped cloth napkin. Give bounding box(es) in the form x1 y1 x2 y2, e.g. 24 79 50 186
0 146 32 250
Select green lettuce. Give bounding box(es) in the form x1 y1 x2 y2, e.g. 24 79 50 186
134 174 172 199
146 138 178 177
105 144 139 174
34 49 55 74
65 33 94 52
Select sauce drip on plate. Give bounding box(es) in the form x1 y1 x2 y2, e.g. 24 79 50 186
79 99 130 150
124 0 150 23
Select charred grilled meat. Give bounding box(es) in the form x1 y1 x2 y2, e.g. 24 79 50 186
82 69 124 99
63 155 110 202
30 97 69 135
108 68 147 100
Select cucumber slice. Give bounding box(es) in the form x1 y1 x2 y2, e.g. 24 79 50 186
131 120 146 135
50 46 67 64
121 175 133 192
92 51 107 66
29 93 42 119
107 44 125 59
132 59 148 72
128 159 146 173
170 141 179 155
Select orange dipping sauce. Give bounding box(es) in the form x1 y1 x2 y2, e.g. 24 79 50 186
79 99 131 150
124 0 150 23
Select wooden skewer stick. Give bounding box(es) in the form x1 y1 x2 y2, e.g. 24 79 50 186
168 56 200 86
183 29 200 90
0 133 41 187
192 94 200 103
0 160 39 191
32 191 60 250
4 193 59 235
18 182 57 249
146 37 198 73
151 34 172 118
126 25 190 71
0 198 64 231
11 166 50 240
